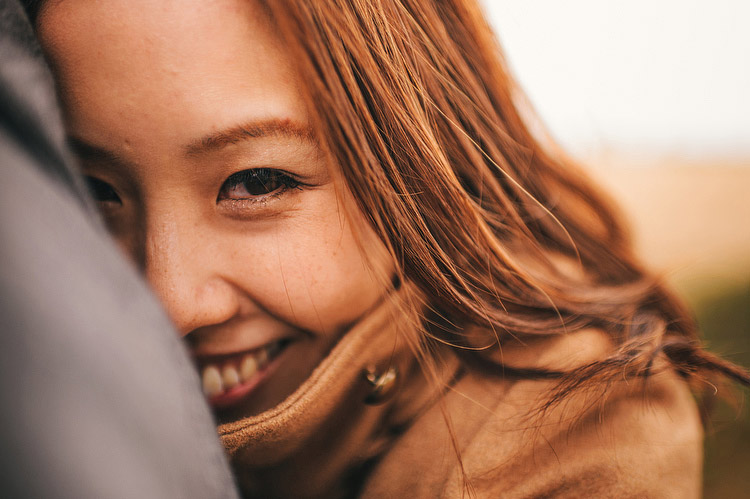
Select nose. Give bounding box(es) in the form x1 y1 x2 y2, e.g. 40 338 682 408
139 212 240 335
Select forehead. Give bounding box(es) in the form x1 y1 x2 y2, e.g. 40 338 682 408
37 0 305 152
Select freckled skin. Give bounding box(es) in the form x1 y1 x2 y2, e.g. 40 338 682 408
37 0 394 417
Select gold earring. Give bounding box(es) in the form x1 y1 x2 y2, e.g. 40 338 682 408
363 366 399 405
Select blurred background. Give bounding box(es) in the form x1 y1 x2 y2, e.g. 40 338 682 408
481 1 750 496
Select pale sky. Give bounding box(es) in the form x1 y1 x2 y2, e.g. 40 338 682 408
481 0 750 159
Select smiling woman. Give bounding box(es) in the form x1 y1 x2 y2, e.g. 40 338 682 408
37 0 395 421
24 0 749 497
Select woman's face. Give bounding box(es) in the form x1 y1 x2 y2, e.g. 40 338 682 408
38 0 393 418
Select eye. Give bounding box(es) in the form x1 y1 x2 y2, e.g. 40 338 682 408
84 176 122 205
218 168 301 201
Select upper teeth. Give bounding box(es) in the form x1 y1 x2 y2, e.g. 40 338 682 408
222 365 240 389
202 366 222 397
240 355 258 381
201 346 272 398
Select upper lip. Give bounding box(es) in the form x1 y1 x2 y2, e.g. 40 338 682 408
191 344 270 366
193 348 259 364
186 321 293 359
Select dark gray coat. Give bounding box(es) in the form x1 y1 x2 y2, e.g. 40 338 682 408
0 1 238 497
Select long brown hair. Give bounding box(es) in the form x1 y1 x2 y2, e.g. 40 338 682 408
255 0 749 407
22 0 747 422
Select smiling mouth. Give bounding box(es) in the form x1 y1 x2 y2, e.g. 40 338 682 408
196 339 289 409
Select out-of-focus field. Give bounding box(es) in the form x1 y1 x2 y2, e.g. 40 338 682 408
583 156 750 498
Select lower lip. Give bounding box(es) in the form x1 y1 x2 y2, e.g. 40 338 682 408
206 348 285 410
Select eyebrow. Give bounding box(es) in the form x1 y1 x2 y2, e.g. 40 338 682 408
185 118 316 156
67 137 130 167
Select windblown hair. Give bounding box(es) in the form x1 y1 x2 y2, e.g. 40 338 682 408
253 0 749 407
22 0 747 411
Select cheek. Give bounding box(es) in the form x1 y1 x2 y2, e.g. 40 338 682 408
232 207 392 336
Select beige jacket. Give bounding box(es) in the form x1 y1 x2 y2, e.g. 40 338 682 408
219 291 703 498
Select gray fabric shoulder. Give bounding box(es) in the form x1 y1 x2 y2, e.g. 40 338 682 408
0 1 240 497
0 0 89 202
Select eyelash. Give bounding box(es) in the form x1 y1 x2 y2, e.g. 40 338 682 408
83 167 302 214
84 176 122 205
217 168 303 205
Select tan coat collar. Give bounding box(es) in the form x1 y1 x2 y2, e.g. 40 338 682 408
218 287 459 497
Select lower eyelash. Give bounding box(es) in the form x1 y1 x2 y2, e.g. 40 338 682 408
218 183 304 216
